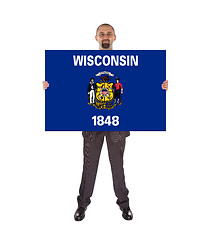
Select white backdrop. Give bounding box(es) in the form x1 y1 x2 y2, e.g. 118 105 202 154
0 0 211 239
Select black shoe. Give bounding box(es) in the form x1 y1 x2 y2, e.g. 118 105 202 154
74 207 86 221
121 207 133 220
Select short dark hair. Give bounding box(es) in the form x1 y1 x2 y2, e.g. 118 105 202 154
96 23 115 35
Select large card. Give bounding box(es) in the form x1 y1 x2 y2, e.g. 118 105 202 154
45 50 166 131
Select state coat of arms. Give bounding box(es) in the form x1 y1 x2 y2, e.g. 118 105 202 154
87 72 124 110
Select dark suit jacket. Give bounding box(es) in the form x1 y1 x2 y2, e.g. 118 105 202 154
82 131 130 142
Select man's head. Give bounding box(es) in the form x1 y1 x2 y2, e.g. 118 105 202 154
95 23 116 50
116 77 120 83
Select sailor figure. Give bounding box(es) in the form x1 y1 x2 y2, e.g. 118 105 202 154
88 78 96 104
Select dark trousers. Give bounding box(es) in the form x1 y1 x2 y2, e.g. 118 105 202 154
115 89 121 101
77 131 129 209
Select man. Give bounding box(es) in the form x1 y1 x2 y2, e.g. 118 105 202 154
113 77 123 104
43 23 168 221
88 78 96 104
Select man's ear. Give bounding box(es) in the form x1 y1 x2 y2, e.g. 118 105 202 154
114 35 116 41
95 35 98 41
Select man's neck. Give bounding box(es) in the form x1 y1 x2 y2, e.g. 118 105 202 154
99 47 113 50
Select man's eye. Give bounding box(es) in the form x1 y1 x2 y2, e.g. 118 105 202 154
100 33 104 37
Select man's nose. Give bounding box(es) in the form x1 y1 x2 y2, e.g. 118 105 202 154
103 34 109 39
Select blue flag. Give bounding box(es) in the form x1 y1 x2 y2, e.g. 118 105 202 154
45 50 166 131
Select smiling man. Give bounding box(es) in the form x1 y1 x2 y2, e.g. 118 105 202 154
95 24 116 50
74 24 168 222
43 23 168 221
74 24 133 221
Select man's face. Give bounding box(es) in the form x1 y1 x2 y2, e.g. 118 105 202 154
95 25 116 50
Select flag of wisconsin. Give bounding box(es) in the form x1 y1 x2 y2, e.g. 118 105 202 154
45 50 166 131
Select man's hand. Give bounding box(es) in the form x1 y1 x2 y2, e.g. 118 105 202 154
162 80 168 91
43 81 49 90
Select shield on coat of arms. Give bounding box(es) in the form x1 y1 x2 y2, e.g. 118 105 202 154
96 82 114 102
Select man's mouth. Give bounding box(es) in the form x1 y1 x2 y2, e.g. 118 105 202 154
102 40 110 49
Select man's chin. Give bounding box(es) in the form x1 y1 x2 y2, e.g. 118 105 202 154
102 43 110 49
